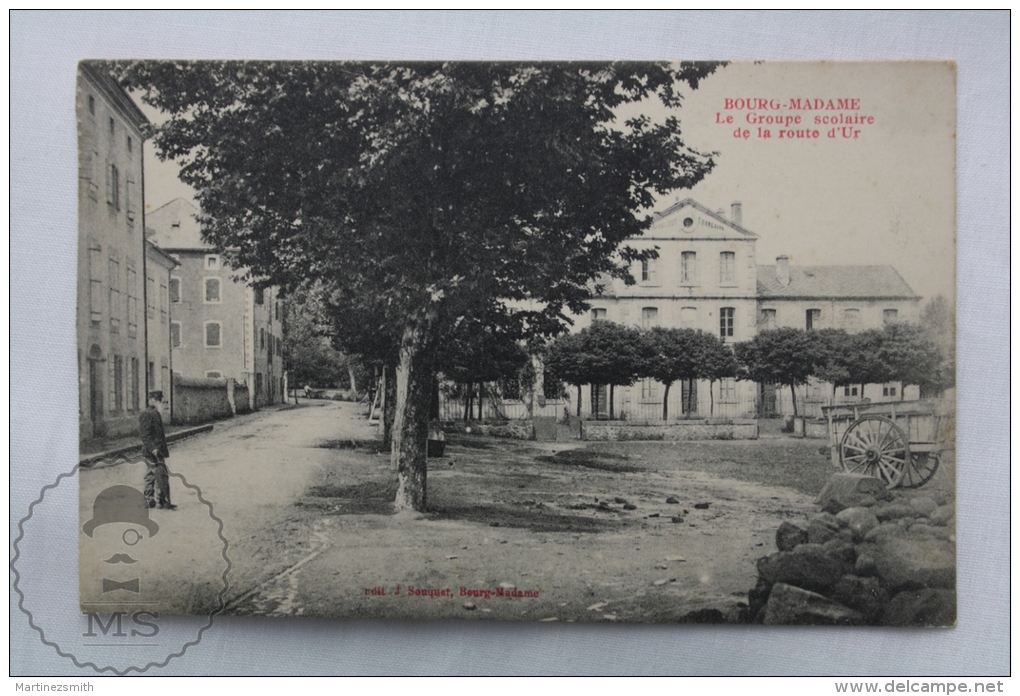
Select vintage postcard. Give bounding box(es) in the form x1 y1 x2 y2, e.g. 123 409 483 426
68 60 955 640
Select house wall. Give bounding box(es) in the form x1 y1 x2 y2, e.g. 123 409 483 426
145 243 175 415
758 297 921 332
77 66 148 441
172 375 233 425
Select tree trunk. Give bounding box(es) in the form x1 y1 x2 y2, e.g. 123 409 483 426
382 364 397 450
591 384 599 420
900 381 905 401
477 383 484 421
662 382 671 421
430 377 440 420
789 383 799 417
464 383 471 421
576 384 582 416
348 364 358 393
393 321 439 512
709 380 715 417
609 384 615 420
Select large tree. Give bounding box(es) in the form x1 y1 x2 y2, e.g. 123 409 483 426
641 326 703 420
114 60 722 511
734 328 819 417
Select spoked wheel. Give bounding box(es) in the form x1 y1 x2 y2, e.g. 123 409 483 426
900 451 940 489
839 415 910 489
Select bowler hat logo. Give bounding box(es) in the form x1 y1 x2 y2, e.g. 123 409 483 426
82 485 159 538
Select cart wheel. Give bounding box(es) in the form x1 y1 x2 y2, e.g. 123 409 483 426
839 415 910 489
900 452 940 489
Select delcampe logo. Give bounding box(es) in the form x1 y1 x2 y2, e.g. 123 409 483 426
12 457 230 674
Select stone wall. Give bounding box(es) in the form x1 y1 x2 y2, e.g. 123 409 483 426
173 375 234 425
582 419 758 441
745 473 956 626
804 419 828 439
441 420 535 440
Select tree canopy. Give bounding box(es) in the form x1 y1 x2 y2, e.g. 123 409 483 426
111 60 723 510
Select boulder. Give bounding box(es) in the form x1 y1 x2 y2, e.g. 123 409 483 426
929 505 955 527
831 574 888 624
758 545 844 593
874 536 956 591
854 545 879 577
883 588 957 627
762 583 864 626
857 495 878 508
807 516 841 545
775 520 809 551
908 495 938 517
864 522 902 542
747 575 773 623
822 537 857 570
678 608 726 624
816 473 890 511
874 503 917 522
835 507 880 541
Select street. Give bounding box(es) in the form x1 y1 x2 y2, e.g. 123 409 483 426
80 401 826 622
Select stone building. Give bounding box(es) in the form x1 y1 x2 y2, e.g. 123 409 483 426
76 63 150 440
571 198 921 420
145 198 285 410
145 239 179 415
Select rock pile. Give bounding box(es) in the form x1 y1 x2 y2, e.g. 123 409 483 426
746 473 956 626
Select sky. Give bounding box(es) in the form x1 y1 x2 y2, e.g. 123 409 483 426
141 61 956 305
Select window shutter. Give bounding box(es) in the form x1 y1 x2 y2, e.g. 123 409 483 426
105 163 113 204
126 179 135 222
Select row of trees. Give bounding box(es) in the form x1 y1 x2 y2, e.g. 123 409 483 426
544 321 736 420
541 320 949 419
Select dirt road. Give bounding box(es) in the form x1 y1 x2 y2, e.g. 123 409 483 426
80 401 829 622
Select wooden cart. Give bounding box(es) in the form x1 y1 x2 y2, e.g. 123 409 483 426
821 399 949 489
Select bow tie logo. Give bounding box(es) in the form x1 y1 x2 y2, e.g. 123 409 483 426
102 577 140 593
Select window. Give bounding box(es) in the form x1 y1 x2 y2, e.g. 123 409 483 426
883 309 899 324
641 307 659 328
719 251 735 284
205 321 222 347
720 378 737 403
260 328 265 350
146 275 155 319
206 371 223 379
161 366 169 395
275 301 280 321
160 282 168 324
204 278 221 303
641 377 658 401
108 117 115 136
591 308 607 321
108 256 121 333
127 136 133 154
88 243 103 321
806 308 820 330
148 360 156 391
681 251 697 283
255 287 265 305
640 258 658 284
87 94 95 115
843 385 859 397
126 265 138 338
760 308 777 330
680 306 697 328
843 308 860 330
883 384 898 397
720 307 734 338
681 378 697 414
130 358 140 411
205 255 220 270
169 277 181 303
170 322 182 348
125 179 136 223
107 163 120 210
112 355 123 413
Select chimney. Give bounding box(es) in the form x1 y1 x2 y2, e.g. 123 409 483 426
731 201 742 226
776 256 791 286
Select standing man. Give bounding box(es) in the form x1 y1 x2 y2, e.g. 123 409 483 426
139 390 176 510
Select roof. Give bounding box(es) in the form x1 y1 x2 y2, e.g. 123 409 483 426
145 239 179 269
757 264 920 299
145 198 214 251
78 62 149 133
650 198 758 239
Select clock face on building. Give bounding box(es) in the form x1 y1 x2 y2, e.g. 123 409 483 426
683 217 694 229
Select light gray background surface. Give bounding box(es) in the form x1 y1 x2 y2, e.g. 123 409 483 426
10 11 1009 676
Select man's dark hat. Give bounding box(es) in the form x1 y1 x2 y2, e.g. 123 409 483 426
82 485 159 538
148 390 164 401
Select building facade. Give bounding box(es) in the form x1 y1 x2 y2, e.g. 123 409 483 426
77 64 150 440
145 240 179 415
146 198 285 411
569 198 922 420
